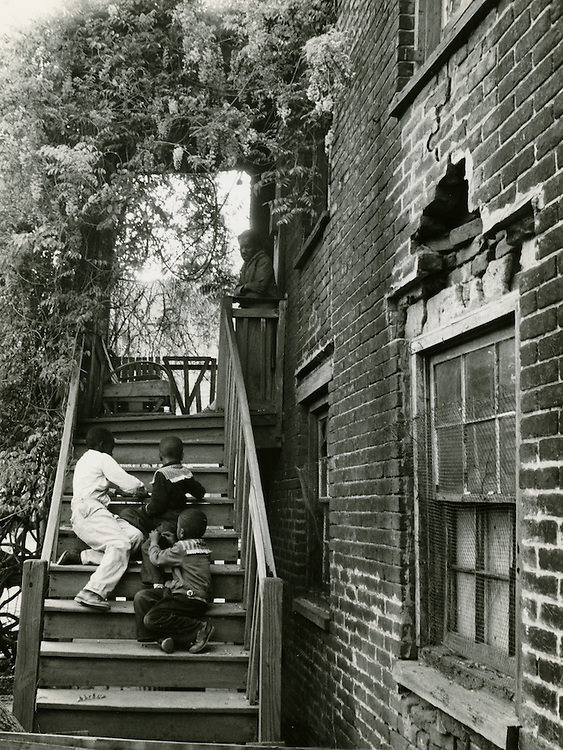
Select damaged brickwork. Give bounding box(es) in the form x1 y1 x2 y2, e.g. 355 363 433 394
268 0 562 749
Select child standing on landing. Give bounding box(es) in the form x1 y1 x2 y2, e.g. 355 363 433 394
134 508 214 654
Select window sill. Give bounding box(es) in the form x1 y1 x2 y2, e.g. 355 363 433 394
292 595 331 631
293 211 330 270
392 660 519 749
390 0 499 118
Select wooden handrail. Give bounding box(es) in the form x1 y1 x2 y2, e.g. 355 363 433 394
221 300 276 577
41 348 83 562
218 297 282 742
14 341 83 729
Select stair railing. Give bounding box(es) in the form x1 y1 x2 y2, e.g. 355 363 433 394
13 339 83 730
218 297 283 743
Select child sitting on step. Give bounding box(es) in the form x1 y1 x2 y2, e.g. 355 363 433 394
133 508 214 654
62 426 148 611
118 435 206 586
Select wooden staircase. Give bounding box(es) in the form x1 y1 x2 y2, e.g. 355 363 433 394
35 411 258 744
13 299 286 747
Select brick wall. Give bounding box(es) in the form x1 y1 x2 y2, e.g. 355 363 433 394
268 0 562 748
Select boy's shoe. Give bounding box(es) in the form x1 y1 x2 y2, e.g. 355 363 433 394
188 621 214 654
74 589 110 610
57 550 82 565
160 637 175 654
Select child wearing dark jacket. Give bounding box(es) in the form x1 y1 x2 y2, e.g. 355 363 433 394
118 435 206 585
133 508 213 654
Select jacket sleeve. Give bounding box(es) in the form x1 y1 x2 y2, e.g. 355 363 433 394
185 476 206 500
101 454 145 495
239 254 274 296
148 542 185 567
145 472 170 517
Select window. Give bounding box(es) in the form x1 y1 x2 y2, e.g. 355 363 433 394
296 394 330 594
417 0 473 57
417 326 517 672
307 398 330 592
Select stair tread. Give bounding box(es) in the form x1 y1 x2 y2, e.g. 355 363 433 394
58 526 239 538
81 413 224 423
50 563 242 575
61 494 232 502
74 437 224 445
44 599 244 616
41 639 248 660
36 687 257 712
68 464 228 472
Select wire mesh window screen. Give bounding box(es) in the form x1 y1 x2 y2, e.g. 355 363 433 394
418 327 517 668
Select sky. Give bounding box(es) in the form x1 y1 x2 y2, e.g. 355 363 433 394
0 0 68 29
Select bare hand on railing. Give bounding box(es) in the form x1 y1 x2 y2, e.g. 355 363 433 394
133 485 149 499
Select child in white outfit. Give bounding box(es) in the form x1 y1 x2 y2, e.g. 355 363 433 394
68 426 148 610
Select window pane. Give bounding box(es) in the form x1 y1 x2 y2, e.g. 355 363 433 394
436 426 463 493
485 579 510 653
465 420 497 495
456 508 476 568
434 357 461 424
498 338 516 413
486 509 513 575
465 345 495 420
455 573 476 640
499 416 516 496
442 0 471 26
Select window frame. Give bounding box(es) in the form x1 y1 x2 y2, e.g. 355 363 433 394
305 393 331 594
410 294 520 677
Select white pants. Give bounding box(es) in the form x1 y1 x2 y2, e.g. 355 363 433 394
71 497 143 598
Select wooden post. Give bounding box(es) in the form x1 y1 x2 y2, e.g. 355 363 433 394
215 299 231 410
258 577 283 743
13 559 48 731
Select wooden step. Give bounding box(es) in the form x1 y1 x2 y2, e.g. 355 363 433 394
77 411 280 449
77 414 225 442
73 439 224 466
59 496 234 527
35 688 258 743
48 563 244 602
63 466 229 495
39 640 248 690
43 600 246 643
56 527 240 564
0 731 295 750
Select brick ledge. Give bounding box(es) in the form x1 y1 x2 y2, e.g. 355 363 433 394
292 596 331 631
392 660 519 749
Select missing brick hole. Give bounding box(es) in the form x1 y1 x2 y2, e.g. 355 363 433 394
414 160 479 244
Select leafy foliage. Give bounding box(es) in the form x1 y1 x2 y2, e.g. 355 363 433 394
0 0 348 666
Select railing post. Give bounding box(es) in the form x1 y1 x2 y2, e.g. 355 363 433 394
13 559 48 731
215 298 231 410
258 577 283 743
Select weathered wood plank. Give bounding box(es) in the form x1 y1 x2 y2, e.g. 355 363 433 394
39 641 248 690
258 577 283 743
35 689 258 744
392 660 519 748
13 560 48 731
0 731 316 750
43 600 245 643
48 563 243 601
41 362 81 563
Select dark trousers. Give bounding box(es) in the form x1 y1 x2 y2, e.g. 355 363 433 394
134 588 207 644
